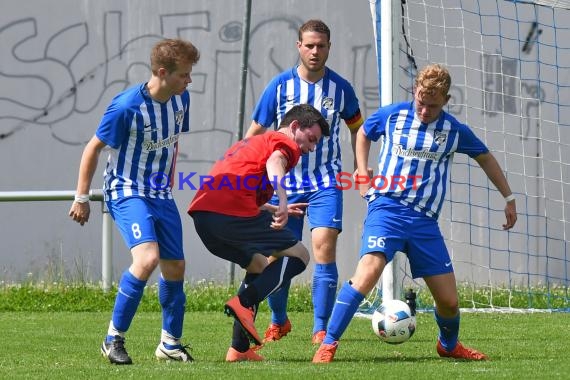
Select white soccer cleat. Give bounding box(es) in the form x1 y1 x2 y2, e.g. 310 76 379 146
155 341 194 362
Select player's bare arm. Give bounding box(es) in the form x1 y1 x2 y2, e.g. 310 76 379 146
474 151 517 230
355 127 373 198
266 150 289 229
69 136 106 226
244 121 267 138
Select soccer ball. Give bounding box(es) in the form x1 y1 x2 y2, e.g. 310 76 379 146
371 299 416 344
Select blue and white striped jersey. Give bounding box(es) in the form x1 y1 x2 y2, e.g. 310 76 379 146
252 66 363 193
95 83 190 201
363 101 488 219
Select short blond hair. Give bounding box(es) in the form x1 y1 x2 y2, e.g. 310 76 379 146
415 64 451 98
150 39 200 74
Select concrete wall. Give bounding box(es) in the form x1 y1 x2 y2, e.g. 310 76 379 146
0 0 378 284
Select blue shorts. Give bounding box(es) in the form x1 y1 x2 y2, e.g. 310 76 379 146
107 196 184 260
360 196 452 278
190 210 299 269
270 186 343 240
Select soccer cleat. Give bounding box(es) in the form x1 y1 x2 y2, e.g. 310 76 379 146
312 341 338 363
225 347 264 362
224 296 262 346
263 319 292 342
101 335 133 365
437 339 488 360
311 330 326 344
155 341 194 362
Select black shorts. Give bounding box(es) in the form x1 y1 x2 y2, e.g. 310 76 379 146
190 210 299 268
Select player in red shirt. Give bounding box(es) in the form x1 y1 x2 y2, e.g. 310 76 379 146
188 104 330 362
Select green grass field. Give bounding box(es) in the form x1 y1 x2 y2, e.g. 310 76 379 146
1 311 569 379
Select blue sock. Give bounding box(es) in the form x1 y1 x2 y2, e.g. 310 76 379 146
323 281 364 344
159 276 186 339
434 310 460 351
111 270 146 334
312 263 338 333
267 280 290 325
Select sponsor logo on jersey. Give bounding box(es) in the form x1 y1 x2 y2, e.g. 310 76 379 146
322 97 334 110
175 109 185 126
142 134 180 151
434 131 447 145
392 144 442 160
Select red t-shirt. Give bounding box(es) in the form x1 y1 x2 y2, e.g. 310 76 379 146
188 131 301 217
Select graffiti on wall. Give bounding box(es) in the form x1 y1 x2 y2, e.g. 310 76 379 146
0 9 379 164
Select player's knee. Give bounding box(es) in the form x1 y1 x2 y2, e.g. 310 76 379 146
291 242 310 266
246 253 268 273
435 298 459 315
313 248 336 264
349 272 379 295
131 242 160 274
131 257 160 279
160 259 185 279
311 228 338 262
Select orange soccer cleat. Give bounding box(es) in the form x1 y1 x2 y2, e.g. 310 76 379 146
263 319 292 342
311 330 326 345
312 341 338 363
224 296 262 346
225 347 264 362
437 339 488 360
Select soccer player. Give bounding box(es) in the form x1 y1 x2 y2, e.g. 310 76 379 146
68 39 200 365
245 19 365 345
313 64 518 363
188 104 330 362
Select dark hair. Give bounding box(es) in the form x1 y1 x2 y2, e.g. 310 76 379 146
150 39 200 74
279 104 330 137
298 19 330 42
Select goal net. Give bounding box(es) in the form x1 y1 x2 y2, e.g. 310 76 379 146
361 0 570 313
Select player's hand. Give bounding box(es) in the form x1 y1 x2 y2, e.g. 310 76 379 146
352 168 373 198
287 202 308 218
503 200 517 230
270 203 288 230
69 201 91 226
263 202 308 218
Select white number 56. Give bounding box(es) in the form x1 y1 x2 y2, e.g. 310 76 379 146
367 236 386 249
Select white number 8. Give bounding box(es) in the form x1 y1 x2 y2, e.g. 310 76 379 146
367 236 386 249
132 223 142 239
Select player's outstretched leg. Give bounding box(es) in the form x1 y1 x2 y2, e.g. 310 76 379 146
312 281 365 363
227 255 308 348
226 273 264 361
224 296 262 346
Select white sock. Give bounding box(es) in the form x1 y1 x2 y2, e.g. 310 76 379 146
107 320 124 338
161 329 180 346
